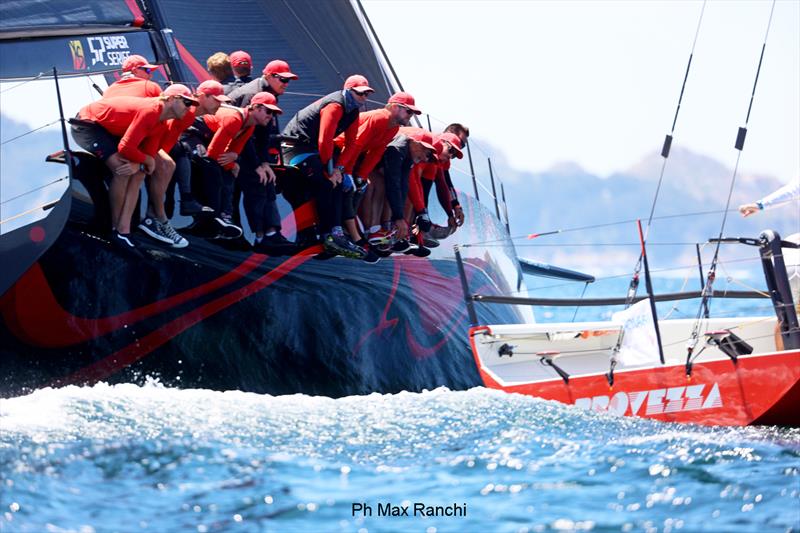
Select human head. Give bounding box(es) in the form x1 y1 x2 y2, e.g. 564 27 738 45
122 54 158 79
195 80 231 115
344 74 374 105
206 52 233 83
387 91 421 126
437 132 464 161
407 130 437 164
444 123 470 147
262 59 298 95
229 50 252 78
163 84 199 119
248 91 283 126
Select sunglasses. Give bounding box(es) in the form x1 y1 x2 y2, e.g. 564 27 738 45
448 147 459 158
400 105 416 114
254 104 275 115
140 67 156 74
353 89 373 97
271 74 292 83
179 96 196 107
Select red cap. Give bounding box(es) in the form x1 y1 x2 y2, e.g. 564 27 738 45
437 132 463 159
122 54 158 72
408 130 437 152
195 80 231 102
250 92 283 113
344 74 373 93
262 59 298 80
229 51 252 69
388 91 421 114
164 84 200 105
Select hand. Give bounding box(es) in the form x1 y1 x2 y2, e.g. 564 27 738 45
355 176 369 195
394 219 409 240
453 205 465 226
342 173 355 192
143 155 156 175
231 163 240 178
739 203 760 217
217 152 238 166
329 168 343 185
114 162 139 177
256 163 276 185
415 210 432 232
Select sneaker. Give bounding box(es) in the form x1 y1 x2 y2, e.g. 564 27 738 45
404 245 431 258
391 239 412 253
368 228 396 246
212 216 243 239
159 220 189 248
422 233 440 248
110 230 144 258
323 234 367 259
139 217 175 245
253 232 297 256
356 239 381 264
180 198 214 217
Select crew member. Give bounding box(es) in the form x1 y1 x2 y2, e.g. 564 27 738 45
227 59 299 252
71 85 198 251
281 74 374 258
225 50 253 94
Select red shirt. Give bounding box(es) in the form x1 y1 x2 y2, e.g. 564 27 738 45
103 76 162 99
160 107 196 153
334 108 398 177
318 103 358 166
79 96 166 163
202 107 254 170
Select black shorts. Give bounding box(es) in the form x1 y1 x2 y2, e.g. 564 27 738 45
70 120 120 162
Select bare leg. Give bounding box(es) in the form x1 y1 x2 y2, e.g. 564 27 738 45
105 153 131 230
344 218 360 241
147 150 176 221
365 171 385 228
117 171 146 234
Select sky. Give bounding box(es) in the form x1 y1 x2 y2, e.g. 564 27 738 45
362 0 800 184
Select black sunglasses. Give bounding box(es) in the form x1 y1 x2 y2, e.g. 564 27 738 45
179 96 196 107
140 67 156 74
448 147 459 158
353 89 373 97
271 74 292 83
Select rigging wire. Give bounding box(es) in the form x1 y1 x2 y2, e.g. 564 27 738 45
686 0 778 362
0 120 61 146
0 72 44 94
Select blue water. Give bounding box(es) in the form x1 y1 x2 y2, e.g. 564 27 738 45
1 384 798 533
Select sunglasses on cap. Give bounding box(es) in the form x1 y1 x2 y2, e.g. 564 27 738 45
271 74 292 83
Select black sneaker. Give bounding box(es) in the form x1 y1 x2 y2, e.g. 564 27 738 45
212 216 243 239
138 217 175 245
391 239 412 253
356 239 381 264
323 234 367 259
404 245 431 258
110 230 144 258
180 198 214 217
253 232 297 256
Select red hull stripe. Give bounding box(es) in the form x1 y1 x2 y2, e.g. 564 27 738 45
174 38 211 83
57 249 318 386
0 254 268 348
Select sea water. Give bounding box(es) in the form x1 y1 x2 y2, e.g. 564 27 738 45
1 384 798 533
2 276 798 533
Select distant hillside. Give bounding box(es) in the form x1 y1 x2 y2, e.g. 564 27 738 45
466 144 796 277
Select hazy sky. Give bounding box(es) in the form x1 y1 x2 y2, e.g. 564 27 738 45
362 0 800 183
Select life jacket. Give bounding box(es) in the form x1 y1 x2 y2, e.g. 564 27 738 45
282 90 359 149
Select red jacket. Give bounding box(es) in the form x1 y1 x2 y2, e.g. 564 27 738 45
160 108 196 153
318 103 358 166
103 76 162 99
202 107 253 170
334 108 398 177
79 96 166 163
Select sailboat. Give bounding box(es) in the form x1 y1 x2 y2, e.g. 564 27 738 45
0 0 530 397
464 1 799 427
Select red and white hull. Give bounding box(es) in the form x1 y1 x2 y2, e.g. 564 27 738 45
469 318 800 426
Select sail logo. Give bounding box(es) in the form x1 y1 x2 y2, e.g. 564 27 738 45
574 382 722 417
86 36 131 67
68 40 86 70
